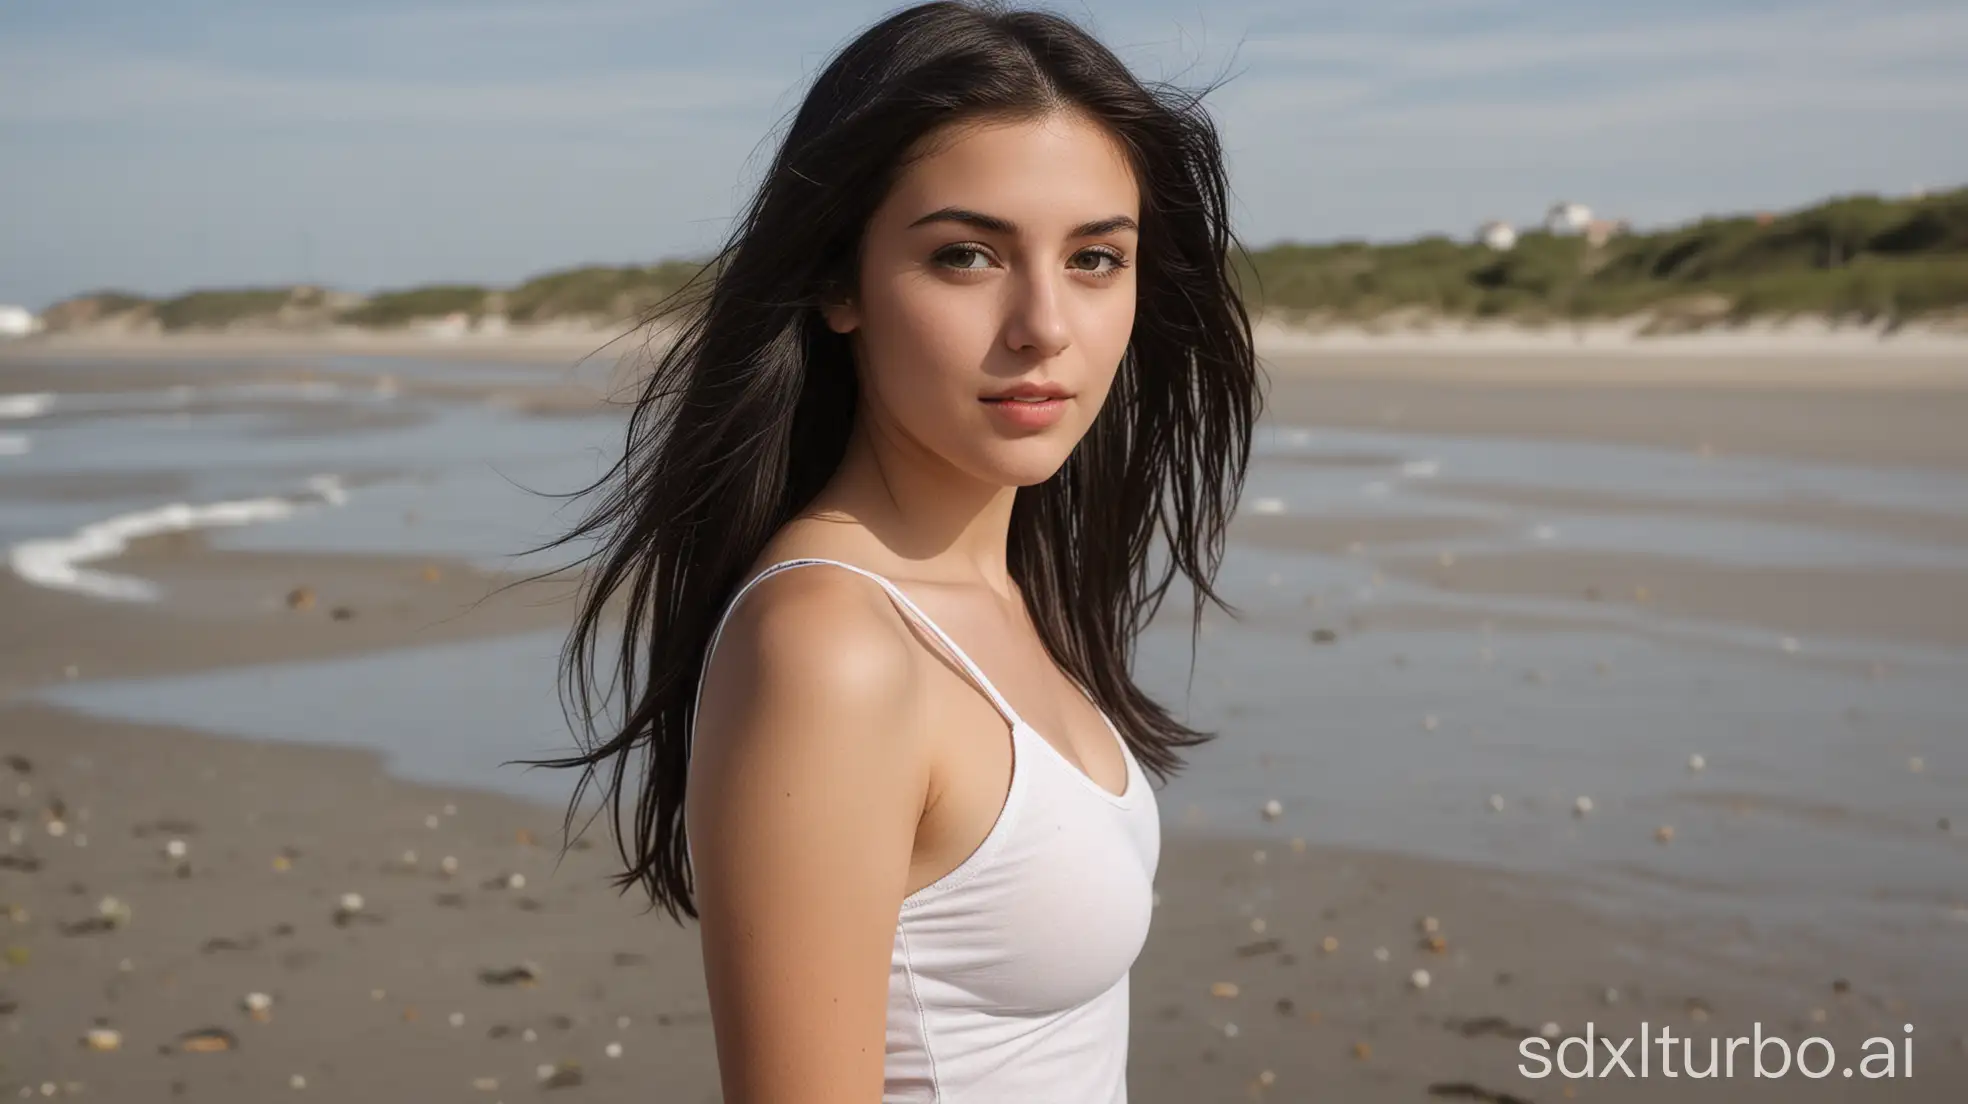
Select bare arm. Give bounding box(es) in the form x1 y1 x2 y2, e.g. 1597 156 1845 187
686 570 928 1103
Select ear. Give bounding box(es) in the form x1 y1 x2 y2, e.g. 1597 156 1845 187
820 294 860 335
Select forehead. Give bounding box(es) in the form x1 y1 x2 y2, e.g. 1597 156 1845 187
883 113 1140 229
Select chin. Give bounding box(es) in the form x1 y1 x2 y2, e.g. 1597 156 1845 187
975 441 1076 488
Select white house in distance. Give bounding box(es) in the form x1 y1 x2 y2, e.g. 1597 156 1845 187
1477 220 1518 251
0 305 42 338
1544 201 1593 235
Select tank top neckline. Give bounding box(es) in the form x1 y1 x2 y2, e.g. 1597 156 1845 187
730 556 1144 810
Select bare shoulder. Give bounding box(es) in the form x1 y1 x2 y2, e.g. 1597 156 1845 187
698 562 922 735
687 560 932 827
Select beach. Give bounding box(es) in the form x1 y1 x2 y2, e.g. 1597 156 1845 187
2 332 1966 1101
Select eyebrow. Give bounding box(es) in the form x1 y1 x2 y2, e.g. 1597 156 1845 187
905 206 1139 238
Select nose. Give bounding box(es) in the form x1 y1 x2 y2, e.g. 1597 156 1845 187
1003 267 1071 358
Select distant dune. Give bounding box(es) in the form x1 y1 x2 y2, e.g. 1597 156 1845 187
19 186 1968 345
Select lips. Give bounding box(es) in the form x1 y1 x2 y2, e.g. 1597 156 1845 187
980 393 1068 428
981 382 1072 402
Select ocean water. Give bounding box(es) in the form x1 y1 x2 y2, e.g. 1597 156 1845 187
1 361 618 592
8 355 1966 943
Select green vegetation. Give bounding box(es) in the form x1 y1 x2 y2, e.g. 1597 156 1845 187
502 261 705 323
152 287 301 331
337 285 490 327
78 290 154 316
38 186 1968 334
1236 186 1968 326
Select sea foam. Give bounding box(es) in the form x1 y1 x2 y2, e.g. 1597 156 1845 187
8 476 349 602
0 393 54 420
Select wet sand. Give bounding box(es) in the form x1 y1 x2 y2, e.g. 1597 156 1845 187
1372 549 1968 651
0 541 578 697
6 702 1962 1102
1415 480 1968 554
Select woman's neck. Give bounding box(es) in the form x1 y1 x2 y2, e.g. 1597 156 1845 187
802 411 1020 599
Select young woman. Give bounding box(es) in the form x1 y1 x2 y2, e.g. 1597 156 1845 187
543 3 1259 1100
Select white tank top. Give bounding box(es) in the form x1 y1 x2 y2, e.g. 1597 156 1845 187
693 557 1161 1103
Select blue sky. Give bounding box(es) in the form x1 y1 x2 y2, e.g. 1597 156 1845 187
3 0 1964 309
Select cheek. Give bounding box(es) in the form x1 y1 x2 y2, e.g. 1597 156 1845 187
1099 286 1137 344
856 278 992 408
1080 287 1136 407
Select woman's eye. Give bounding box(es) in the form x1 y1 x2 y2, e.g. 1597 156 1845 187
938 246 993 271
1072 250 1125 274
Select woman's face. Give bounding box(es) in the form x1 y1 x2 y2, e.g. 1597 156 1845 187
824 111 1140 488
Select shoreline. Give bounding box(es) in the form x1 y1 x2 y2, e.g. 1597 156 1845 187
0 542 582 700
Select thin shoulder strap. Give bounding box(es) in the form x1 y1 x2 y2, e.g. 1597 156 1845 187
691 557 1026 736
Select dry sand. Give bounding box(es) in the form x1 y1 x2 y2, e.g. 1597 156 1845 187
0 325 645 366
1247 316 1968 364
8 311 1968 364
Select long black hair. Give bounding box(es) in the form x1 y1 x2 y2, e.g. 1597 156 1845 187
531 1 1262 921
